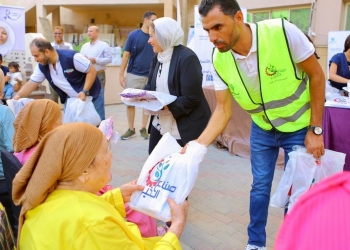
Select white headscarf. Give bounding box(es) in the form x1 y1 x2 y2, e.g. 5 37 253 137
154 17 184 63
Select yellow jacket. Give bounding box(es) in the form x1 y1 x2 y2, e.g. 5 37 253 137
20 188 181 250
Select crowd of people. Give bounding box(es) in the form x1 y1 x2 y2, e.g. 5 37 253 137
0 0 348 249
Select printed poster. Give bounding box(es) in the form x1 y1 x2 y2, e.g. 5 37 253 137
328 31 350 78
0 5 25 74
193 5 215 86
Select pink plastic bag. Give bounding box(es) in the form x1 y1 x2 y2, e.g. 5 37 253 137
97 184 157 237
124 203 157 237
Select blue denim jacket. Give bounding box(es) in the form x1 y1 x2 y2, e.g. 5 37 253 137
0 105 14 180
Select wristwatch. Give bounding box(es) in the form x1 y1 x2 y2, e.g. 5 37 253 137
81 89 90 96
307 125 323 135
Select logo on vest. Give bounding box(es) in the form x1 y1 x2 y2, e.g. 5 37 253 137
63 68 74 73
265 64 286 82
229 87 241 99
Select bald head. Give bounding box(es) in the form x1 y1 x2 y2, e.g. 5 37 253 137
87 26 99 42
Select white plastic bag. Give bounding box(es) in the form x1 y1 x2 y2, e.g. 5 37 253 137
270 153 298 208
129 133 207 222
313 149 346 185
6 98 34 117
288 149 317 211
270 146 346 212
63 96 101 126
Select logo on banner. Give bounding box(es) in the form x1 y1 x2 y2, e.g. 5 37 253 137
3 9 21 21
329 36 336 44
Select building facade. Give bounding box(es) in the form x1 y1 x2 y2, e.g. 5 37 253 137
4 0 350 74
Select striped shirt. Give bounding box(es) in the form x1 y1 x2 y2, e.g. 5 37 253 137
80 39 112 71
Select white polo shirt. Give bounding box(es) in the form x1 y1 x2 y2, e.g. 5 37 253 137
30 53 91 98
51 41 74 50
212 21 315 101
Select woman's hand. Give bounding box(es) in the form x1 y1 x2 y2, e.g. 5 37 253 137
167 198 189 239
120 179 144 203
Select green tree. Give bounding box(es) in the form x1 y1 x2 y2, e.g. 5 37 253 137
73 36 90 52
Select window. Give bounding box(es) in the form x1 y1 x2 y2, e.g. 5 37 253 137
272 10 289 20
248 8 310 33
345 4 350 30
290 9 311 33
246 13 252 23
252 12 269 22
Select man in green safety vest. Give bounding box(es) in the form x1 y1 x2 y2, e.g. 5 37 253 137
184 0 325 249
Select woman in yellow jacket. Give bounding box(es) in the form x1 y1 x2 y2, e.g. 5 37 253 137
12 123 188 250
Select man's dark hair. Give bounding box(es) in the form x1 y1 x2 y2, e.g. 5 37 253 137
199 0 241 18
344 35 350 53
8 61 20 71
29 38 55 53
143 11 157 20
0 54 2 61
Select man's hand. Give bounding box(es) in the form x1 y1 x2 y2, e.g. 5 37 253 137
304 131 325 159
78 91 87 101
180 143 189 154
12 94 20 100
4 75 10 82
89 58 97 64
13 83 21 92
119 74 125 88
119 179 144 203
180 139 204 154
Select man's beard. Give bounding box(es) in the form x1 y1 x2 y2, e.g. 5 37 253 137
40 55 50 65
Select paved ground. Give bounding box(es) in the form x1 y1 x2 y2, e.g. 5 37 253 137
106 104 284 250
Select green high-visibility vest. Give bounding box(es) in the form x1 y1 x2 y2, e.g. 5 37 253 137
213 18 310 132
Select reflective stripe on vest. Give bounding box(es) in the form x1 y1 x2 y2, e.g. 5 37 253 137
212 18 310 132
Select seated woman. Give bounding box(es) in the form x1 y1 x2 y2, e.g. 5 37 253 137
13 99 159 238
144 17 211 154
12 123 189 249
329 34 350 91
13 99 62 164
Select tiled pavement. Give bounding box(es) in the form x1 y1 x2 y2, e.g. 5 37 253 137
106 104 284 250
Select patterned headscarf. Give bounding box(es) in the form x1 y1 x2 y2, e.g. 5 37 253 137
13 99 62 152
12 123 103 243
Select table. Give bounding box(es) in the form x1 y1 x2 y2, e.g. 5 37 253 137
323 107 350 171
202 86 284 169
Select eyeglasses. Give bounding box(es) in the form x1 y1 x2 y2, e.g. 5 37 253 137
54 33 62 35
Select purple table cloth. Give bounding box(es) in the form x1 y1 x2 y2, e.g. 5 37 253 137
323 107 350 171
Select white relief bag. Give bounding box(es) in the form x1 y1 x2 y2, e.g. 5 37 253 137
270 146 345 212
63 96 101 126
129 133 207 222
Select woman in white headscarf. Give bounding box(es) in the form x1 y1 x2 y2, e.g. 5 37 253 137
0 21 14 56
144 17 211 154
